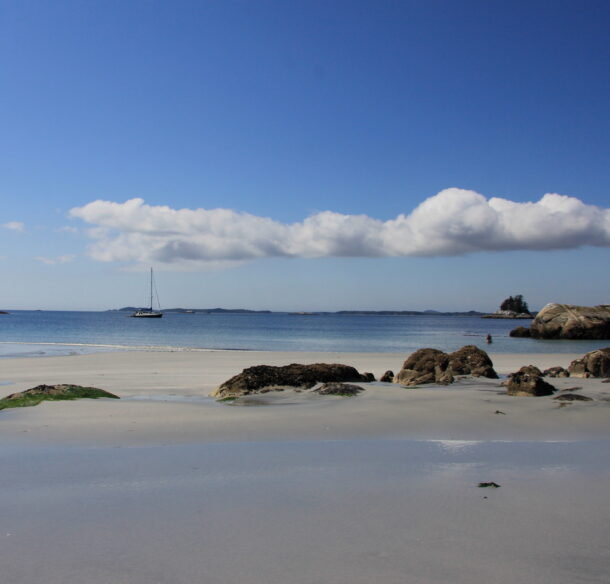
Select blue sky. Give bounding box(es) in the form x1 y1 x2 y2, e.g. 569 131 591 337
1 0 608 311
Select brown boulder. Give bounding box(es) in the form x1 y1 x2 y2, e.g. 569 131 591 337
380 370 394 383
509 326 531 338
447 345 498 378
212 363 369 398
506 366 555 396
542 366 569 378
394 348 450 386
394 346 497 386
529 304 610 340
568 348 610 378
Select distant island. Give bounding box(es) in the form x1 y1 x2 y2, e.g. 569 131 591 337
113 307 485 316
115 307 273 314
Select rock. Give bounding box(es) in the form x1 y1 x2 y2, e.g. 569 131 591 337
478 482 501 488
509 326 531 338
313 383 364 396
527 303 610 340
568 348 610 378
212 363 369 398
542 366 570 378
554 393 593 402
1 384 119 410
447 345 498 378
394 345 497 386
518 365 543 377
506 366 555 396
362 372 375 382
394 348 450 386
380 370 394 383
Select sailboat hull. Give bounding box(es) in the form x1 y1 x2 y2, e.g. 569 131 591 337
131 311 163 318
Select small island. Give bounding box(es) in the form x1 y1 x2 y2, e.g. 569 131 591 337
482 295 534 319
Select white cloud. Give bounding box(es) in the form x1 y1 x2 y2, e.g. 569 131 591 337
69 189 610 269
2 221 25 232
57 225 79 234
35 255 75 265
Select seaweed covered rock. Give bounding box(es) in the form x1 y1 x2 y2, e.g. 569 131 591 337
506 366 555 397
212 363 369 398
568 348 610 378
394 345 497 386
313 383 364 396
0 384 119 410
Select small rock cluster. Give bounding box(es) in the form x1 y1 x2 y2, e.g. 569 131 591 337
506 366 555 397
393 345 498 386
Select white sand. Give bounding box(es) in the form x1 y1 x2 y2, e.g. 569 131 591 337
1 350 608 444
2 350 610 583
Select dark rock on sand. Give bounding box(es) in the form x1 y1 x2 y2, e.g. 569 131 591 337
528 303 610 340
506 366 555 397
447 345 498 378
212 363 369 398
362 372 375 382
380 370 394 383
542 366 570 378
554 393 593 402
313 382 364 396
568 348 610 378
509 326 531 338
394 348 450 386
394 345 497 386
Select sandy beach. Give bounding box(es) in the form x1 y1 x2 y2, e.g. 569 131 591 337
2 349 610 583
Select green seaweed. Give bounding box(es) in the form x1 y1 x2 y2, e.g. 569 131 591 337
0 385 119 411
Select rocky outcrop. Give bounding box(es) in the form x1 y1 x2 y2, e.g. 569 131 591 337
514 303 610 340
313 383 364 396
509 326 531 338
212 363 370 398
542 366 570 378
568 348 610 378
380 370 394 383
394 345 497 386
506 366 555 396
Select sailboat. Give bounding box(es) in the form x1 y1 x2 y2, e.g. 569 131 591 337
132 268 163 318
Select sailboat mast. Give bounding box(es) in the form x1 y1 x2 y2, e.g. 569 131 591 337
150 267 153 311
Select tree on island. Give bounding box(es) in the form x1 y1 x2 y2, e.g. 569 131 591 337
500 295 530 314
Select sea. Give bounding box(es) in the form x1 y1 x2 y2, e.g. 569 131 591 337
0 310 606 358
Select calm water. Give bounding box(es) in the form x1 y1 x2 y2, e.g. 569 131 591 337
0 310 606 358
